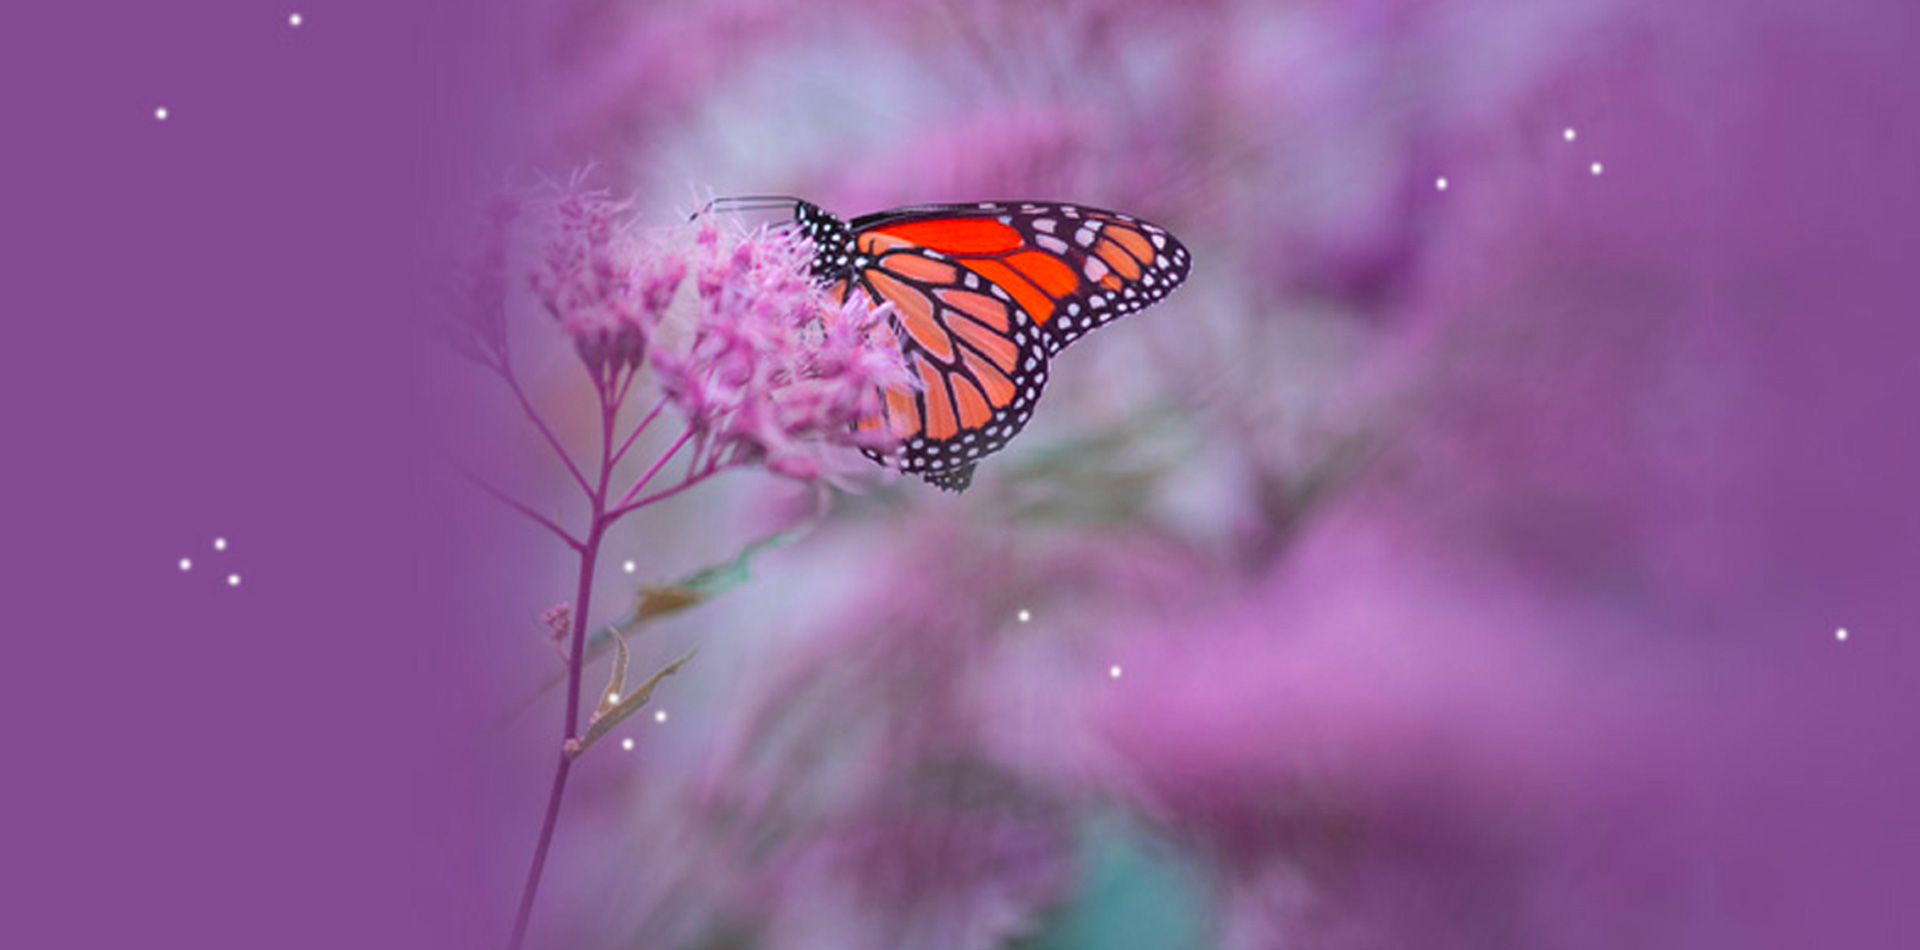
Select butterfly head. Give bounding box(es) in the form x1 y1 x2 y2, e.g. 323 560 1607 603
792 200 856 282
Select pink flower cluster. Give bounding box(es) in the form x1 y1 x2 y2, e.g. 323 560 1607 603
517 184 913 487
649 223 914 483
528 188 685 379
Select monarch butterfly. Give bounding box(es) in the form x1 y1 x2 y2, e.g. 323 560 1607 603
716 197 1192 491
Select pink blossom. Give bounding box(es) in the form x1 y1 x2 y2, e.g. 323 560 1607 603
515 182 911 491
446 194 520 367
649 223 913 485
527 186 683 378
539 603 570 643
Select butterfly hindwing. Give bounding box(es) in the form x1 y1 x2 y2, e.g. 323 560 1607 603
841 250 1052 491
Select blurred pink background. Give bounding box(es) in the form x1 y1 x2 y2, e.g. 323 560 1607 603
442 1 1920 947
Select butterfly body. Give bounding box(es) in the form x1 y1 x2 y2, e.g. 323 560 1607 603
793 200 1191 491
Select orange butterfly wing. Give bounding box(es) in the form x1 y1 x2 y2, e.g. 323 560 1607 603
831 201 1192 491
858 202 1191 350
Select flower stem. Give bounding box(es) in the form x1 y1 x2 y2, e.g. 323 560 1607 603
508 751 571 950
604 467 717 523
509 519 603 950
504 365 595 497
456 466 583 552
610 427 694 514
509 364 627 948
609 395 668 469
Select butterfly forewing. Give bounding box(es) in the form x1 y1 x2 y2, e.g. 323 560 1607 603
851 201 1191 352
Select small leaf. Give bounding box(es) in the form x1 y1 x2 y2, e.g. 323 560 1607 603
498 508 824 733
569 648 699 758
632 584 705 623
593 624 630 721
619 522 810 628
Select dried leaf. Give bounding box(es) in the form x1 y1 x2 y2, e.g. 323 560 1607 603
618 522 808 628
592 625 630 721
569 648 699 758
496 502 824 734
632 584 705 622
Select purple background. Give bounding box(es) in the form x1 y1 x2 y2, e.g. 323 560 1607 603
5 1 1919 948
3 3 509 946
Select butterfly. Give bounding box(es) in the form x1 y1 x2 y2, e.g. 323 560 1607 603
719 197 1192 491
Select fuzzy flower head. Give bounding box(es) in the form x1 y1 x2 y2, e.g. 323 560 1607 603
445 194 522 368
651 222 914 483
528 186 685 378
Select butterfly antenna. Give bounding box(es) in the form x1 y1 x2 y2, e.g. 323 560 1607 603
690 194 804 221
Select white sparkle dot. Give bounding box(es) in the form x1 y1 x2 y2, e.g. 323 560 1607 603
178 558 192 571
622 560 636 573
1108 664 1124 679
1435 177 1449 191
621 737 634 751
227 574 242 587
1836 627 1849 642
1590 162 1605 176
289 12 303 27
213 537 228 551
154 107 169 121
607 692 620 703
1563 127 1578 142
653 709 668 723
1017 609 1031 623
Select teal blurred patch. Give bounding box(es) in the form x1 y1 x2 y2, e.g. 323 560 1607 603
1012 814 1210 950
